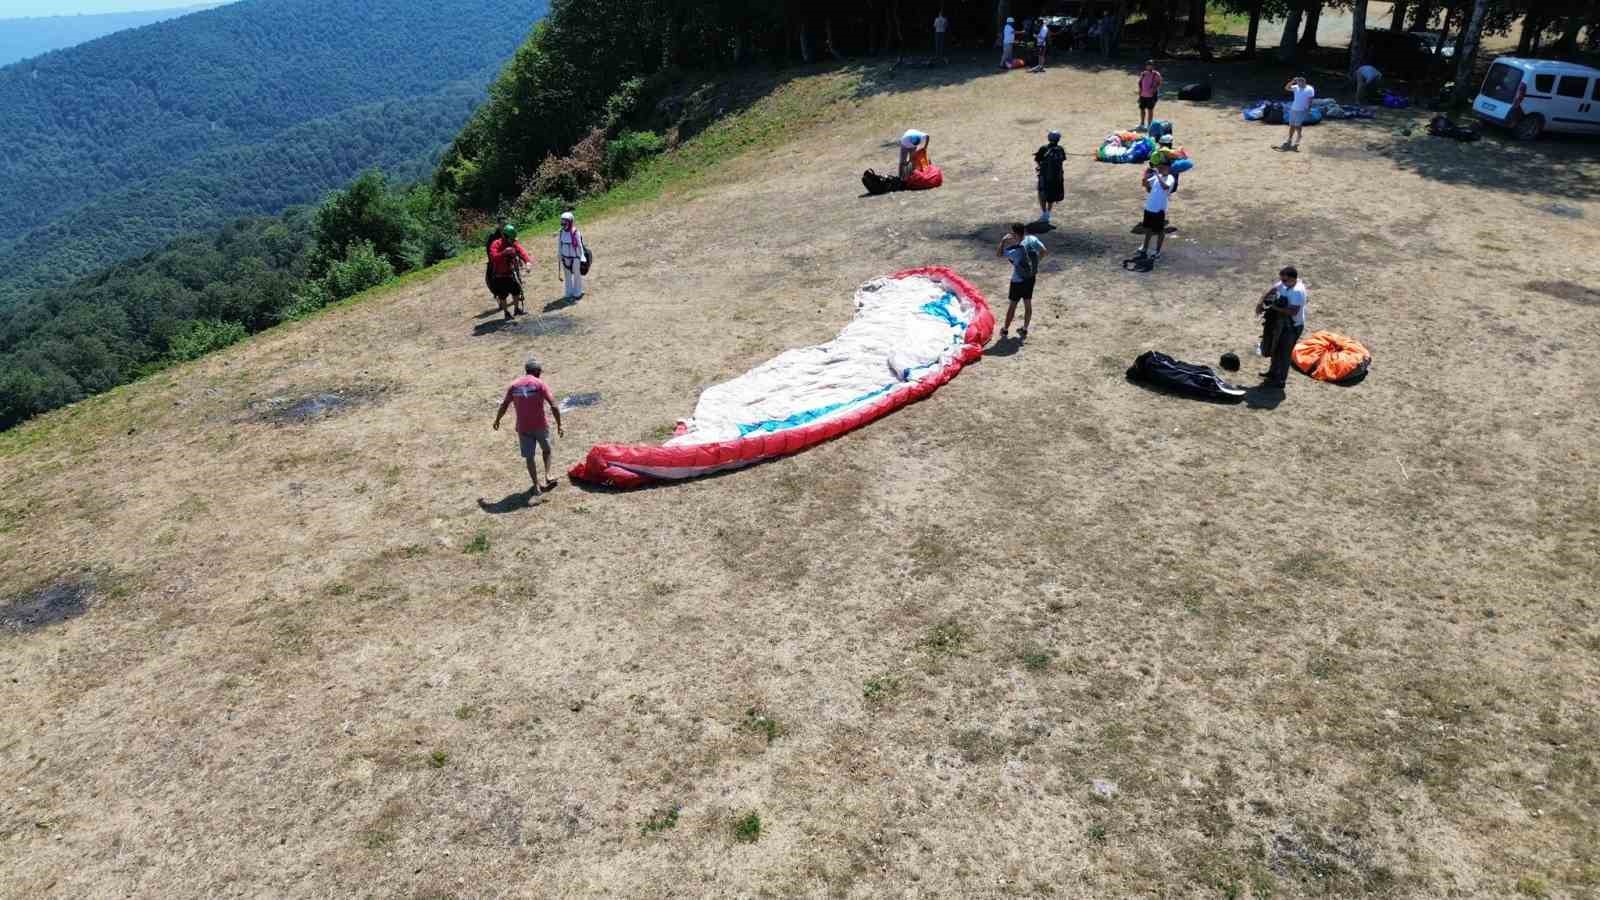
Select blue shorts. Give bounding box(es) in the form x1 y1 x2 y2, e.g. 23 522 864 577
518 429 551 459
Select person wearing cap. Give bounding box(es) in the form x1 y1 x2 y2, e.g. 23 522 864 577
997 222 1046 342
557 212 586 300
1137 59 1163 132
1030 17 1050 72
1000 16 1016 69
493 357 565 498
1033 130 1067 223
898 129 932 179
487 224 531 320
1135 159 1175 261
1150 133 1182 191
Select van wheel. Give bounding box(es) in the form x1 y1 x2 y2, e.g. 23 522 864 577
1513 113 1544 140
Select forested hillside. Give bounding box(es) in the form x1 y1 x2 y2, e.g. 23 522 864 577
0 5 218 67
0 0 546 309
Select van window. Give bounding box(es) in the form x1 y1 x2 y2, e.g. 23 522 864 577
1535 74 1556 94
1557 75 1589 98
1481 63 1523 102
1593 79 1600 100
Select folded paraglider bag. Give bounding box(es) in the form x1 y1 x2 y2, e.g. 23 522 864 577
862 168 905 195
1170 157 1194 173
904 165 943 190
1148 119 1172 141
1381 90 1410 109
1127 351 1246 401
1292 330 1371 384
1427 115 1480 141
1179 82 1212 101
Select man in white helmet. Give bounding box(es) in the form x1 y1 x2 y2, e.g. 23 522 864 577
557 211 586 300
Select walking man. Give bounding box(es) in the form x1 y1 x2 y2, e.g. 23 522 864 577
1256 266 1308 389
557 212 586 300
933 9 948 59
1034 130 1067 223
1137 60 1163 131
997 222 1046 342
1281 76 1315 151
1135 160 1175 261
487 224 530 320
493 357 565 499
1000 16 1016 68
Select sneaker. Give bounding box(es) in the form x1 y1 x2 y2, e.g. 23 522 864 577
1018 327 1029 341
1133 247 1149 258
999 328 1009 340
1149 250 1162 261
1278 141 1294 151
1290 144 1301 152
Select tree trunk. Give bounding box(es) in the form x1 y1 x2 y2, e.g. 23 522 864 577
1517 12 1540 54
1109 0 1129 56
1246 0 1264 56
1299 2 1323 49
1187 0 1206 37
1390 0 1408 31
1348 0 1368 75
1453 0 1490 105
1279 2 1304 61
1555 15 1584 57
1194 0 1214 58
1409 0 1435 31
799 16 815 63
996 0 1010 45
824 17 844 60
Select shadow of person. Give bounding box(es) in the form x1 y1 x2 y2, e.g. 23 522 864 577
472 319 515 337
984 336 1022 358
1244 384 1285 410
543 295 581 313
474 307 504 320
477 490 538 514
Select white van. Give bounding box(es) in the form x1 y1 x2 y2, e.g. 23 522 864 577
1474 57 1600 139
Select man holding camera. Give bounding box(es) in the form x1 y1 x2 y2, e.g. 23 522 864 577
1256 266 1307 389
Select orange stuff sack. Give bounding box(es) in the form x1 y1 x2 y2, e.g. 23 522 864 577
1292 330 1371 383
905 164 943 190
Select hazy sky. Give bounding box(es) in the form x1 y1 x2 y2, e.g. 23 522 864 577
2 1 225 18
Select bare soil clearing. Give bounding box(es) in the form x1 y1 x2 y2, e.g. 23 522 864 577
2 58 1597 898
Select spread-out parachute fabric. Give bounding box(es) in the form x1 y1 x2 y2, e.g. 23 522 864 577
569 267 994 489
1293 331 1372 383
905 165 944 190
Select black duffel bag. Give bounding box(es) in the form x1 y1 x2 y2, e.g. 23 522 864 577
1178 81 1212 101
1127 350 1246 402
861 168 905 196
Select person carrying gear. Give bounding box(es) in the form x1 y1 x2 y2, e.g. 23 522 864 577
557 212 586 300
487 224 530 320
1034 130 1067 223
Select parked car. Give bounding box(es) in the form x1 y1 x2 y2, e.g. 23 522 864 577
1473 57 1600 139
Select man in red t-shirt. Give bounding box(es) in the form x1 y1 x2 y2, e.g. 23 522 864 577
487 224 532 320
493 357 564 497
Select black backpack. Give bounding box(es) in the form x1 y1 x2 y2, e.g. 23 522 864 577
1014 239 1040 280
1178 81 1212 101
861 168 905 196
1262 102 1286 125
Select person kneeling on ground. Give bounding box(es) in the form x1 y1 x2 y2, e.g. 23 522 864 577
487 225 531 320
898 129 932 179
997 222 1046 341
1256 266 1308 389
1354 64 1382 105
1136 161 1175 261
1034 130 1067 223
493 357 565 499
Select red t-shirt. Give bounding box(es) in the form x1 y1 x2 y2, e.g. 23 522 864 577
506 375 552 433
488 238 530 277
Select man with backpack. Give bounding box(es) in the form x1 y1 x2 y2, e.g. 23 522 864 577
487 224 530 320
557 212 586 300
997 222 1046 342
1034 130 1067 224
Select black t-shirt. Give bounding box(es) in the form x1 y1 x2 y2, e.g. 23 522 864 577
1034 144 1066 188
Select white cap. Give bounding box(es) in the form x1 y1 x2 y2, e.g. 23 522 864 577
1006 16 1015 23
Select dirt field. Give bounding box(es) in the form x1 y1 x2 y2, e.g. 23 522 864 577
2 55 1598 899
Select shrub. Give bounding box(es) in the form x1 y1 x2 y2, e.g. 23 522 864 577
322 241 395 301
526 128 608 204
604 130 666 182
165 319 248 362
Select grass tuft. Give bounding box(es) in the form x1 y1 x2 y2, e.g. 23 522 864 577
640 803 681 835
731 811 761 844
463 531 490 555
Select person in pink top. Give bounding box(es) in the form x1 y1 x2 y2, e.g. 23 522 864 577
493 357 565 499
1137 59 1163 132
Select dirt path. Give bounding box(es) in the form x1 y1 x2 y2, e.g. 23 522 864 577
2 59 1597 898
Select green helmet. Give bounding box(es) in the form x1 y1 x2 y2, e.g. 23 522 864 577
502 224 517 240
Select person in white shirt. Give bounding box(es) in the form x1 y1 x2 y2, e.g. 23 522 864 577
1354 64 1382 104
1000 17 1016 68
1031 20 1050 72
1281 76 1315 151
1136 161 1175 260
897 129 931 179
933 10 948 59
556 211 586 300
1256 266 1308 388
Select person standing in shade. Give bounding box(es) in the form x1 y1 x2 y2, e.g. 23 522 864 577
1031 17 1051 72
1137 59 1163 131
997 222 1046 342
557 212 586 300
933 9 948 59
1256 266 1308 389
1135 160 1175 261
487 224 530 320
1034 130 1067 223
1354 63 1382 104
1280 76 1315 151
493 357 565 499
1000 16 1016 69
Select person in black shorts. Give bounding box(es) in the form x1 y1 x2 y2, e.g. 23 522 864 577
997 222 1046 341
1137 60 1163 131
1136 161 1174 261
486 224 531 320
